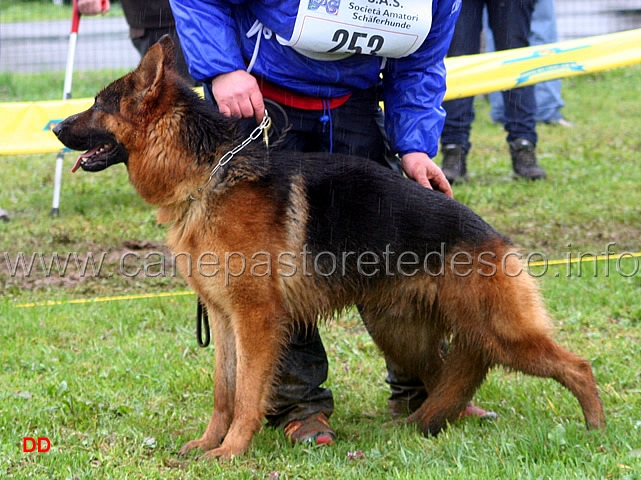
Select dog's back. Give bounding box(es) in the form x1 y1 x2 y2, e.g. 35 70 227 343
261 150 506 313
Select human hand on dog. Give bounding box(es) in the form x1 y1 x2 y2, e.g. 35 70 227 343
211 70 266 123
401 152 453 198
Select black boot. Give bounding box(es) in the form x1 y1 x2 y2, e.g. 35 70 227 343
509 138 547 180
441 144 468 184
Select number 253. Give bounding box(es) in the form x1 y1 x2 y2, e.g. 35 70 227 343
327 29 384 55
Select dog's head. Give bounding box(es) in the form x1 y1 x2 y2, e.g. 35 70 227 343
53 35 183 173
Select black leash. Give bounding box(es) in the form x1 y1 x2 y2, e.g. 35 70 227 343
196 298 210 348
263 99 292 149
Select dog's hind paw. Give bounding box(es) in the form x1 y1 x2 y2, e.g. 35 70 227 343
420 415 448 438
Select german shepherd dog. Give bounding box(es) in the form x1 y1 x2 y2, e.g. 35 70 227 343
54 36 605 459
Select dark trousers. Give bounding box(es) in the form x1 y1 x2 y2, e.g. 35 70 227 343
441 0 538 151
203 85 424 427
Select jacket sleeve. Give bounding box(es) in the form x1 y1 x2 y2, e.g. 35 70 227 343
169 0 246 83
382 0 460 159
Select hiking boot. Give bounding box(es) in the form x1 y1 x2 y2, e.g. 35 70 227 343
283 412 336 446
441 144 468 184
509 138 547 180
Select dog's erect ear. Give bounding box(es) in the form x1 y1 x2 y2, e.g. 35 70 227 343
157 34 176 70
132 35 176 102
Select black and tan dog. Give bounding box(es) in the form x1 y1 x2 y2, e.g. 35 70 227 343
53 36 605 459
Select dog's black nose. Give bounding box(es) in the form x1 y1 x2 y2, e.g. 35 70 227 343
52 122 63 138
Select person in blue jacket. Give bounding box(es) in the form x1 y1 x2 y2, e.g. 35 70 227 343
170 0 495 446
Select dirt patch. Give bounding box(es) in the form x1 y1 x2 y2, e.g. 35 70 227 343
1 240 185 294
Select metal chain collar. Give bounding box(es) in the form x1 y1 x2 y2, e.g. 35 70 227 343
192 110 272 199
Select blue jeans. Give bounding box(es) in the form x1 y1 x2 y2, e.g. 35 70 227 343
441 0 538 152
485 0 565 123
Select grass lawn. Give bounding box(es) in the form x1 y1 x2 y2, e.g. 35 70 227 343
0 64 640 478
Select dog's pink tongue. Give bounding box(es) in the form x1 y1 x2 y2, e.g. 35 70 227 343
71 147 99 173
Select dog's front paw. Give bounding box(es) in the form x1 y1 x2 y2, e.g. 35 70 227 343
196 436 252 461
198 446 239 461
178 437 220 458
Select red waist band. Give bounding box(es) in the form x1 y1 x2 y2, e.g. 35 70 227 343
257 78 352 111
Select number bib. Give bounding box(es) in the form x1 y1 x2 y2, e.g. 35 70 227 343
276 0 434 60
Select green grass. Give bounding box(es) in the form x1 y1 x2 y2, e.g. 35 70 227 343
0 69 131 102
1 65 641 478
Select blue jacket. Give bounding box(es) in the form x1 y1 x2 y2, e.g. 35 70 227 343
169 0 460 158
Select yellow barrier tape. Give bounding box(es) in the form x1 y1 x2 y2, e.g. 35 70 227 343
528 251 641 267
14 252 640 308
443 28 641 99
16 290 193 308
0 98 92 156
2 29 641 156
